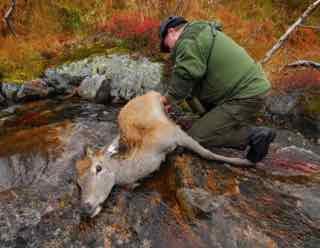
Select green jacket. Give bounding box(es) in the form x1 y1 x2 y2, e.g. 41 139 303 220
167 21 270 108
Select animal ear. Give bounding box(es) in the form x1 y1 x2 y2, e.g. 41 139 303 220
85 146 94 158
102 135 120 156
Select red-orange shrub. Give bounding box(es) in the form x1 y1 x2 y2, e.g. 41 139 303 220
275 69 320 91
99 11 160 55
288 28 319 51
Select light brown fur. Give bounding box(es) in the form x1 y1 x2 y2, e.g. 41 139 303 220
77 91 254 217
117 91 173 155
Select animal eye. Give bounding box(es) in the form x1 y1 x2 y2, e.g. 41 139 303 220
96 165 102 174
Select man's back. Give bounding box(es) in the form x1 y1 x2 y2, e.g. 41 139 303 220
170 21 271 106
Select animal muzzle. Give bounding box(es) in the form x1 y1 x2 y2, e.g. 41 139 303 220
80 202 102 217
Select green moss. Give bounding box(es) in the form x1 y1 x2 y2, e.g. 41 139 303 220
301 89 320 118
105 46 130 55
0 34 132 83
59 7 83 31
54 42 130 65
58 44 107 64
0 59 12 81
0 52 48 83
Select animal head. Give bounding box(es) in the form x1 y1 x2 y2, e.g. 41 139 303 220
76 146 116 217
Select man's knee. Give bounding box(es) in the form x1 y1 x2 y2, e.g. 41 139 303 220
187 123 250 150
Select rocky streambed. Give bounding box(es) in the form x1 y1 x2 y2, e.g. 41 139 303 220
0 54 319 247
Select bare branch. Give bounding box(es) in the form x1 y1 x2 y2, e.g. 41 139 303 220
286 60 320 70
3 0 17 36
260 0 320 65
298 24 320 31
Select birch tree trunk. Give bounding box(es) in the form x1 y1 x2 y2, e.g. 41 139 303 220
286 60 320 69
260 0 320 64
3 0 17 36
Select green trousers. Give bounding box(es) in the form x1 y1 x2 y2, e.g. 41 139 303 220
187 94 266 149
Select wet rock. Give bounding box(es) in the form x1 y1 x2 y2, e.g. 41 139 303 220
75 188 204 247
0 115 118 190
271 129 320 157
293 185 320 227
0 157 15 191
176 187 225 220
0 91 6 107
278 183 320 228
274 129 315 149
265 92 300 117
15 79 50 101
0 104 19 123
169 150 320 247
263 145 320 176
1 82 20 101
78 75 111 104
265 88 320 139
208 207 277 248
1 80 51 104
276 145 320 163
298 88 320 138
0 100 119 247
0 186 80 248
2 53 164 109
169 152 241 196
125 190 203 248
176 184 277 247
235 176 320 247
169 153 198 189
43 69 83 95
251 124 320 177
0 189 43 246
1 97 320 247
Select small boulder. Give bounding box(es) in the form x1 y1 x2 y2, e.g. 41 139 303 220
51 54 164 102
1 82 20 101
265 88 320 139
43 69 83 94
265 92 300 117
260 145 320 176
0 91 6 107
15 79 50 101
78 75 111 104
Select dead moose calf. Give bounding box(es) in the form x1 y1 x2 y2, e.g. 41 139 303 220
76 91 253 217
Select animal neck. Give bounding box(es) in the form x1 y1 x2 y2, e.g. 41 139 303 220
107 150 165 185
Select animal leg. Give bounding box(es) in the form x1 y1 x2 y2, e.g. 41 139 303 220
175 128 254 166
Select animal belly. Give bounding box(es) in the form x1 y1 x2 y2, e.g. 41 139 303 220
118 155 164 185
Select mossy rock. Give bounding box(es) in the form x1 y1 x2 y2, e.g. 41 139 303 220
299 87 320 119
295 87 320 139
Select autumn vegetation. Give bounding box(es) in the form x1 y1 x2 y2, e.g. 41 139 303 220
0 0 319 89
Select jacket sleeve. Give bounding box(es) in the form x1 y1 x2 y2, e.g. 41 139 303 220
166 38 209 103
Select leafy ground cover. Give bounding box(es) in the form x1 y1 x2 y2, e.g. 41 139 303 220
0 0 319 85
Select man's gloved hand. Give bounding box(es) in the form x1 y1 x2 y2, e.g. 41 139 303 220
160 95 201 130
160 96 172 113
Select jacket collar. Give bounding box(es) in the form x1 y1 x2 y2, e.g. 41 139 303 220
170 22 191 59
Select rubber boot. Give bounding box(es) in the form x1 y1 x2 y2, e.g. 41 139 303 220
246 127 276 163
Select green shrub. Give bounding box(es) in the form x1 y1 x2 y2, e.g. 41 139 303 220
59 7 83 31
